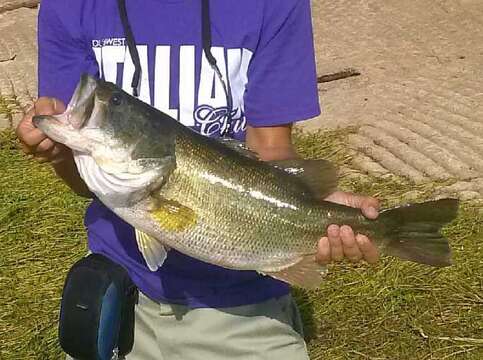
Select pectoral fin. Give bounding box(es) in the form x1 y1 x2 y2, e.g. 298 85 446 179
149 198 198 232
262 255 328 289
135 229 168 272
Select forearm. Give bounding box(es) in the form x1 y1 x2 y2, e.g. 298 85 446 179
245 124 299 161
52 149 92 198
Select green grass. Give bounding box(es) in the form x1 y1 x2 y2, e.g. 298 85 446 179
1 128 482 359
294 130 483 359
0 94 23 126
0 130 89 359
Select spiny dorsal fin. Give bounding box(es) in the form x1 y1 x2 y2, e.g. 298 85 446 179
217 138 259 160
263 255 328 289
135 229 168 272
269 159 338 199
217 139 338 199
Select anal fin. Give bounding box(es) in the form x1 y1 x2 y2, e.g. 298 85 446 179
135 229 169 272
264 255 328 289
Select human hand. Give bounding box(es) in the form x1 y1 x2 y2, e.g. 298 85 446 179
316 191 380 265
16 97 69 164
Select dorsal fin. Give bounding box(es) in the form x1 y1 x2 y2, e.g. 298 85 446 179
217 138 337 199
269 159 338 199
217 138 259 160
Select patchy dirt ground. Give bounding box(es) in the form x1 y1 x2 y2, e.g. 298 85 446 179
0 0 482 198
0 5 37 127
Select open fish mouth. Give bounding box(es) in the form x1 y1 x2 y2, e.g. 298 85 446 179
32 73 175 180
65 74 97 129
32 74 105 153
33 74 97 131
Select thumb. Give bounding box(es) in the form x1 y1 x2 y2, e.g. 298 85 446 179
34 97 66 116
16 97 66 148
361 197 380 219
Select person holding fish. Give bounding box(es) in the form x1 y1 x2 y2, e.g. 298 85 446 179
16 0 456 359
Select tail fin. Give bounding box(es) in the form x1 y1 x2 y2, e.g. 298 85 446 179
378 198 459 267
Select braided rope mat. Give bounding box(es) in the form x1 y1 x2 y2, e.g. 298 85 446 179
306 0 483 199
0 0 38 14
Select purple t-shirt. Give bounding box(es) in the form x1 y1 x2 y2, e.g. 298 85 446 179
38 0 320 308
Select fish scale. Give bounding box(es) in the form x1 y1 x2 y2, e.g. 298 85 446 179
153 129 348 270
33 75 459 288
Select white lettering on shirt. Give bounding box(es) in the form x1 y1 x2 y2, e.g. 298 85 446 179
154 46 178 120
92 39 253 136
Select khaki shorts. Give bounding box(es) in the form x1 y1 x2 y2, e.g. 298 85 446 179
67 292 309 360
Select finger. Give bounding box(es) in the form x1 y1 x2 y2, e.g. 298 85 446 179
345 193 370 208
356 234 380 264
324 191 378 213
361 197 380 219
316 237 331 265
340 225 363 263
34 97 66 115
52 98 66 113
16 98 65 141
34 137 56 153
18 128 49 149
15 106 35 131
323 191 344 203
16 107 48 148
16 98 66 150
327 224 344 262
334 192 379 219
15 108 37 142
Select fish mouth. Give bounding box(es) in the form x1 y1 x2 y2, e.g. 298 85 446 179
32 74 99 152
64 74 98 129
33 74 97 130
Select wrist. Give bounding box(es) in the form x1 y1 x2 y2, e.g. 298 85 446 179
50 146 73 167
256 146 299 162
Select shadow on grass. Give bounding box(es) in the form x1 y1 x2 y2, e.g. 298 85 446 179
293 288 319 342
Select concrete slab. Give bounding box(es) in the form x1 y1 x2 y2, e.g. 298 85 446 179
0 6 38 127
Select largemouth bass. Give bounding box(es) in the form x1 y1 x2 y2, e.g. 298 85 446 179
33 75 458 288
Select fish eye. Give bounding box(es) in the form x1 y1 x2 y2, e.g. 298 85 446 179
110 93 123 106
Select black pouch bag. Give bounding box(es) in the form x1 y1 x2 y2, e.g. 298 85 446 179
59 254 138 360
